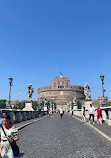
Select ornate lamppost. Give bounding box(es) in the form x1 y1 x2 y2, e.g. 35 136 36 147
8 76 13 109
100 73 106 106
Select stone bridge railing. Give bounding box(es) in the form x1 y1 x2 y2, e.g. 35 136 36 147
72 106 111 126
0 109 45 124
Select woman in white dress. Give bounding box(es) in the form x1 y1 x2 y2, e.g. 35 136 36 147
0 114 19 158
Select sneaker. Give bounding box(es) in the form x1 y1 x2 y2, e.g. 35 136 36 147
93 122 95 124
100 122 102 124
97 121 99 124
89 121 90 124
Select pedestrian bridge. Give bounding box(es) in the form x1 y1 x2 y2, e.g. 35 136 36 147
17 114 111 158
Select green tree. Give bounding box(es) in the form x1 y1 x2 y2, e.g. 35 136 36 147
13 105 18 109
45 100 56 110
77 100 82 109
46 100 50 110
32 101 39 110
40 101 44 110
54 103 56 110
18 102 25 109
13 102 25 110
0 100 6 108
106 101 111 106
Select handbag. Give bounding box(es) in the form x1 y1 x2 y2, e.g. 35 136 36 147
1 125 19 157
10 141 19 157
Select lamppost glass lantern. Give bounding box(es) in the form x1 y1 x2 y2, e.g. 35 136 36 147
100 73 104 83
9 76 13 85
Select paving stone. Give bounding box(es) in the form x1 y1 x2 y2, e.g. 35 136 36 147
74 115 111 138
15 118 39 128
17 114 111 158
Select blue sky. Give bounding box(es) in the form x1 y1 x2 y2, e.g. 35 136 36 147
0 0 111 101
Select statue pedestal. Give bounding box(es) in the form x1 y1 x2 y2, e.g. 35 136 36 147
44 106 47 111
6 104 11 109
84 99 92 110
22 100 34 111
69 106 72 114
5 101 12 109
73 105 77 110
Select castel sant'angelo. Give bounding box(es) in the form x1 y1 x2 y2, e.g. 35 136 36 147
38 73 85 110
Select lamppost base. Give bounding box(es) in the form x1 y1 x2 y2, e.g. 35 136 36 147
6 102 12 109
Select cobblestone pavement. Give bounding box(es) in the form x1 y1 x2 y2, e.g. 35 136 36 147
74 115 111 138
15 118 40 129
17 114 111 158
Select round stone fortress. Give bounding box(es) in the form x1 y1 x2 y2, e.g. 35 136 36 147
38 74 85 110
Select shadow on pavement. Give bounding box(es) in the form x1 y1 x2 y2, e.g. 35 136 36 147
19 153 25 157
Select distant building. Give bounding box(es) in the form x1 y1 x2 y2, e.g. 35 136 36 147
6 100 26 108
108 99 111 102
37 74 85 110
92 96 108 107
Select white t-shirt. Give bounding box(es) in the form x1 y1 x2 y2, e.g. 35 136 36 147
88 106 95 114
59 108 64 114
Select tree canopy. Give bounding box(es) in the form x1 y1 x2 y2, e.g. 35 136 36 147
0 100 6 109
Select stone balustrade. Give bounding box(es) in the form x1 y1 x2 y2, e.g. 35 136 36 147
0 109 45 124
72 106 111 126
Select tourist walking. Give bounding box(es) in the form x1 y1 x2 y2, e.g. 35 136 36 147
59 106 64 119
81 105 86 122
0 114 19 158
96 105 102 124
88 104 95 124
49 110 52 118
38 108 41 117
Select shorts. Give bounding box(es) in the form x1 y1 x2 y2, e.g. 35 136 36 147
97 115 102 119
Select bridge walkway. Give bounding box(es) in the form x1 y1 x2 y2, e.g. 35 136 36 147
17 114 111 158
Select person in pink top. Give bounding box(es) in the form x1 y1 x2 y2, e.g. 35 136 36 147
96 105 102 124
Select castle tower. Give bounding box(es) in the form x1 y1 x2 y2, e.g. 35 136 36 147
38 74 85 110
